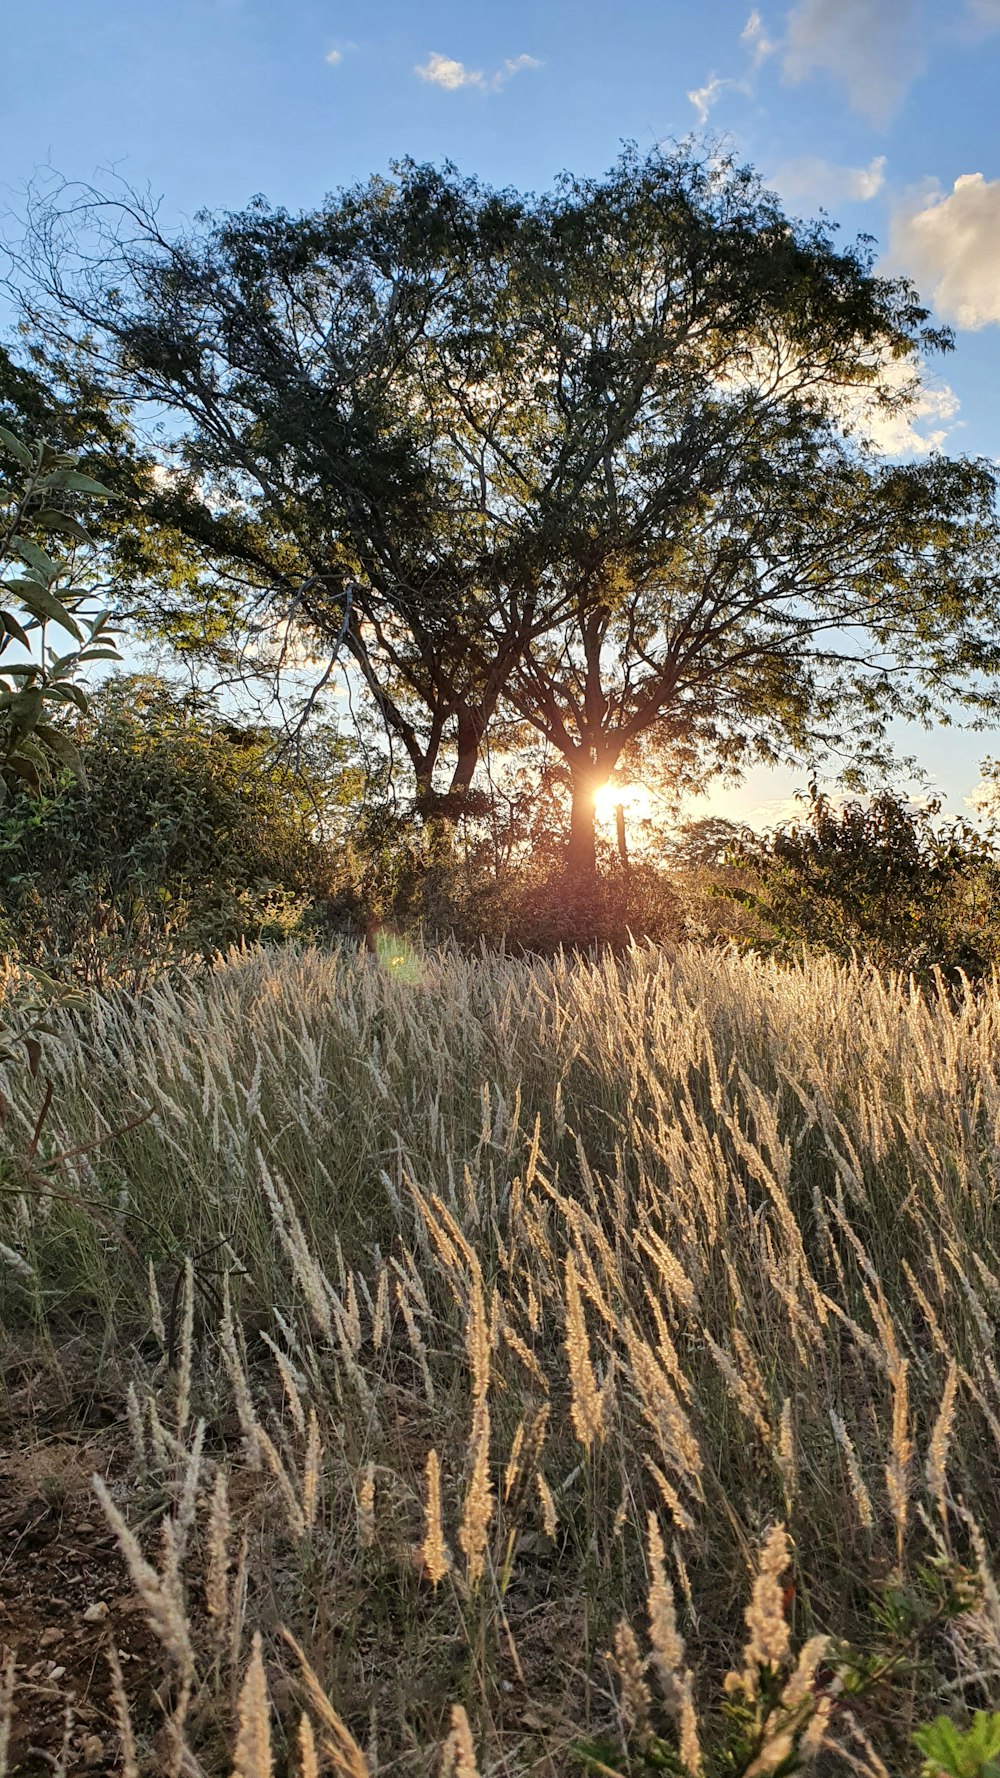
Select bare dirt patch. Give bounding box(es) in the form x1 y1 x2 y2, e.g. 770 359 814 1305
0 1352 158 1775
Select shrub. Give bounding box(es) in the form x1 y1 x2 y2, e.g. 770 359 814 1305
718 789 1000 978
0 674 357 977
387 857 682 954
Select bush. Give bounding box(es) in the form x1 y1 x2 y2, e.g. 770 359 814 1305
717 789 1000 979
384 857 682 954
0 674 357 979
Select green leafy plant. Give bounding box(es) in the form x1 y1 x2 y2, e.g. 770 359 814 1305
0 421 120 797
915 1714 1000 1778
579 1551 987 1778
719 788 1000 979
0 673 358 978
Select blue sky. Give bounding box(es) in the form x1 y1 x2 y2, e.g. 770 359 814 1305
5 0 1000 824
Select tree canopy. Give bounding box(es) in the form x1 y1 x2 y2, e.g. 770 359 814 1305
17 145 1000 872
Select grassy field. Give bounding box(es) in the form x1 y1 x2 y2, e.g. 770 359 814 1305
2 937 1000 1775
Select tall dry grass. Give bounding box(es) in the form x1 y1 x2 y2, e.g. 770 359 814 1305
2 938 1000 1772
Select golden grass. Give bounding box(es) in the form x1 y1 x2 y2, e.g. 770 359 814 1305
3 938 1000 1771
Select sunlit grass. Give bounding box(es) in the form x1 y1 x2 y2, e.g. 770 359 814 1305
2 938 1000 1772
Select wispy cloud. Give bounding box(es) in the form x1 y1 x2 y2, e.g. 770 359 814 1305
501 53 542 79
687 73 748 124
686 11 770 126
783 0 924 126
770 153 887 207
688 74 724 124
741 9 777 66
891 173 1000 330
415 50 541 93
325 47 343 66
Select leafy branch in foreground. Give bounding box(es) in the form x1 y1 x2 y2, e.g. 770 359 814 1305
0 420 120 797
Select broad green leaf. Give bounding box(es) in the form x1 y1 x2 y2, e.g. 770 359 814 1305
1 610 32 649
38 444 77 472
0 425 33 469
34 723 88 785
46 682 90 712
7 686 44 730
11 537 59 584
34 509 93 545
3 578 48 602
9 580 85 642
45 469 113 498
5 752 42 794
78 646 122 663
14 734 47 765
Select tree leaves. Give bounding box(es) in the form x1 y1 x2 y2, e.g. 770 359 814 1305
15 149 1000 844
42 469 113 498
0 424 32 469
1 420 121 794
10 538 59 584
4 578 85 641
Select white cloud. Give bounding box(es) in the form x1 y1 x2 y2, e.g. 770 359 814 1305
841 356 961 456
741 9 777 65
687 12 771 124
687 73 747 124
417 52 481 89
891 173 1000 328
864 377 960 456
415 50 541 93
723 336 960 458
325 47 343 66
770 153 887 207
502 53 542 78
783 0 924 125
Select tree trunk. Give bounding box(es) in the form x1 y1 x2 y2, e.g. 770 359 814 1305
448 706 482 805
567 772 599 878
615 801 628 869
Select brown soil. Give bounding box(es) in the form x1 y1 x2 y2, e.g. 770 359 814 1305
0 1351 158 1776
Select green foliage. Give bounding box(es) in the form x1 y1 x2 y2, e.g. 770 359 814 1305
584 1561 988 1778
0 674 360 977
722 789 1000 977
0 339 216 653
0 421 120 797
915 1714 1000 1778
408 858 683 954
21 149 1000 871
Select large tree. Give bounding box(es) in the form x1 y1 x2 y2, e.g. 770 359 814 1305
17 148 1000 872
17 167 543 818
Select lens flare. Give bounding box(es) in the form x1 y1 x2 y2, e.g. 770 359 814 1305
593 781 655 825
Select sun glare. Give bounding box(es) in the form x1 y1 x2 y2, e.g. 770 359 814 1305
593 781 655 825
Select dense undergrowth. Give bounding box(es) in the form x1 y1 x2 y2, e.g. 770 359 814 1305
2 940 1000 1773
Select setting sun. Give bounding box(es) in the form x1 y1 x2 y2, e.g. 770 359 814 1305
593 780 656 825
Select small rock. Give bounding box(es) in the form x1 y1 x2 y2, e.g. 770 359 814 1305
39 1626 64 1648
48 1664 66 1680
82 1601 109 1623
